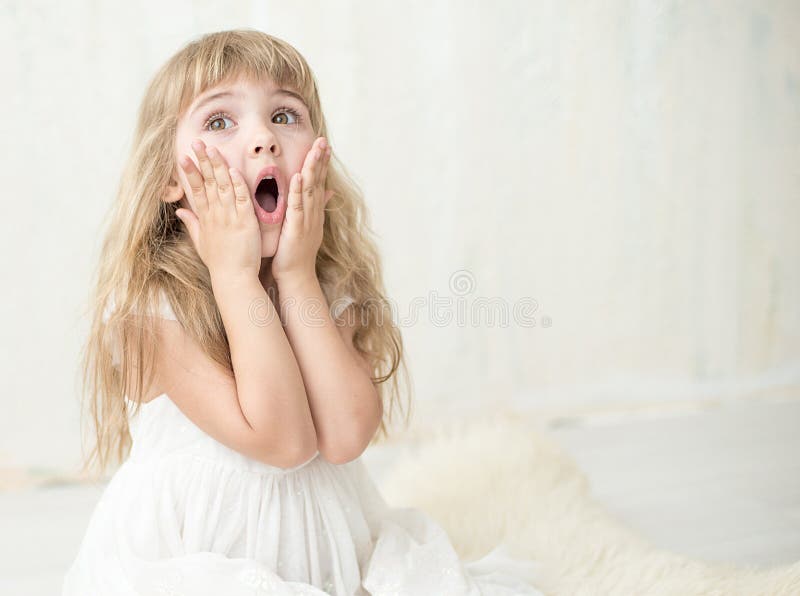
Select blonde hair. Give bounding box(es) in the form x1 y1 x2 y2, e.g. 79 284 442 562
78 29 413 479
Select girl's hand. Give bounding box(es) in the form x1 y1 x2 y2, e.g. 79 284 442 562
271 136 334 285
174 139 262 282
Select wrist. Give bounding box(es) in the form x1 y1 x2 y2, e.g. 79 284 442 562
277 275 327 326
210 270 260 292
275 272 319 297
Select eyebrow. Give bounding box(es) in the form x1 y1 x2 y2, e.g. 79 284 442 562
190 88 308 117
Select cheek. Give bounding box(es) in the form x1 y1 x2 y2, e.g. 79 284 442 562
174 150 200 193
291 146 314 172
176 167 191 198
174 133 199 175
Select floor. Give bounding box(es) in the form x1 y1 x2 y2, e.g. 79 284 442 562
545 395 800 568
1 396 797 593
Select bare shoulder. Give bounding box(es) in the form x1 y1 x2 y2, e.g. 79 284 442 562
146 316 307 468
334 302 374 379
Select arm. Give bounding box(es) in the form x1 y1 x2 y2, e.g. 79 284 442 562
210 273 318 458
162 136 317 467
278 275 381 464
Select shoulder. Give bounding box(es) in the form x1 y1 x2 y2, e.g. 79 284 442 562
331 294 356 320
103 287 178 321
332 295 373 376
155 288 178 321
102 287 179 369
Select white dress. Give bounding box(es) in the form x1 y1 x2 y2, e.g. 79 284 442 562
63 290 545 595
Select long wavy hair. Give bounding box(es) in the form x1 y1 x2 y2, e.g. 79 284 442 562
77 29 413 479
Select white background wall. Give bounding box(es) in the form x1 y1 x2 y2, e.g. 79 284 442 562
1 1 798 472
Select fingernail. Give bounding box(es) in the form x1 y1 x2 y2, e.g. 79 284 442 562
319 138 327 150
191 140 203 152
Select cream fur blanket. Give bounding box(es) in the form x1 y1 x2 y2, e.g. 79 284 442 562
377 412 800 596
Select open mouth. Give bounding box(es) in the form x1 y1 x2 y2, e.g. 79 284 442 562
255 177 279 212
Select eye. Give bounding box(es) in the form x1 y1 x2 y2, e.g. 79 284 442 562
204 112 234 132
273 106 304 126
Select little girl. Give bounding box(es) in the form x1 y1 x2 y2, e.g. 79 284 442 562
63 29 545 595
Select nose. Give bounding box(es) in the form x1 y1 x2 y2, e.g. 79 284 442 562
251 128 280 157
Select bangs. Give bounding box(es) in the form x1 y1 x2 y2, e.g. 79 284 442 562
175 31 316 119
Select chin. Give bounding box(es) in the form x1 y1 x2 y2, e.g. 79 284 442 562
259 227 280 257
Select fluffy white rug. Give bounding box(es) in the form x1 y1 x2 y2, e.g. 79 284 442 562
377 411 800 596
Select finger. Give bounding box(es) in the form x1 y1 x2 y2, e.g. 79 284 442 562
299 137 324 192
175 208 200 248
228 167 253 216
206 146 236 216
179 155 209 214
287 171 304 225
314 142 332 216
191 139 221 211
324 189 334 205
318 146 332 209
318 143 331 182
302 143 325 216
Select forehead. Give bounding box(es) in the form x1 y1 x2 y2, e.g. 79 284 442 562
183 74 307 117
200 74 275 96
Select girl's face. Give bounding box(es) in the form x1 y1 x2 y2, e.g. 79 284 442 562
168 75 316 260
